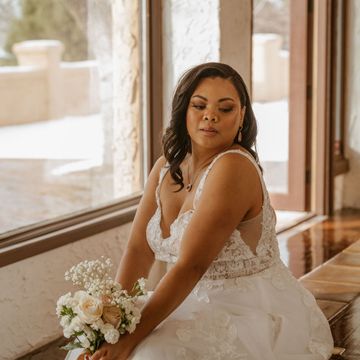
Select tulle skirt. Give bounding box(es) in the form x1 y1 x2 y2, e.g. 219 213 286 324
67 261 333 360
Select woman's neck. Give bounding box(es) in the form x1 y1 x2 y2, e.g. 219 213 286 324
189 143 236 170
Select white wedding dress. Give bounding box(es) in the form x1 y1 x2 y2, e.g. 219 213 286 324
67 149 333 360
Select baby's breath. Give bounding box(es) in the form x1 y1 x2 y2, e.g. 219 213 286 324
58 257 146 355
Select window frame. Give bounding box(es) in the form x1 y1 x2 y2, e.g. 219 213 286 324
0 0 163 267
331 0 349 177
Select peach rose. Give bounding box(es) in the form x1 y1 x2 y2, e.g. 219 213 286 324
102 305 122 328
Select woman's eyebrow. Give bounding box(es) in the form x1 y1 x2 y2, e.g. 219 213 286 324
191 95 207 101
218 97 235 102
191 95 235 102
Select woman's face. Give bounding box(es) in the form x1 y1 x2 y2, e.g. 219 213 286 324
186 77 245 151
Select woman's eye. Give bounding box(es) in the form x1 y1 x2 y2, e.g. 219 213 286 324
220 108 233 113
192 104 205 110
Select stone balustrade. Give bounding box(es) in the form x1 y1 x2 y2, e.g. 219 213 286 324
0 40 100 125
252 33 289 102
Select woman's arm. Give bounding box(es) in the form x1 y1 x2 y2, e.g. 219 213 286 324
123 154 262 349
114 156 166 292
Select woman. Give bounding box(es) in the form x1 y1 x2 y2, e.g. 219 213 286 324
78 62 333 359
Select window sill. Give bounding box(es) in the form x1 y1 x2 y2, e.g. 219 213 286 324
0 193 142 267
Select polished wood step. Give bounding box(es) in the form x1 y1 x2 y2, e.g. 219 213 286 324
297 210 360 359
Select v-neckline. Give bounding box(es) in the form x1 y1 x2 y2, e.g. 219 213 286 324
155 147 259 240
157 206 194 240
155 162 205 240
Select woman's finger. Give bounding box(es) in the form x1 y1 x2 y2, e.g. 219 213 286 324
89 350 104 360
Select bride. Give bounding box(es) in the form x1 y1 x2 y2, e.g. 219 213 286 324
69 62 333 359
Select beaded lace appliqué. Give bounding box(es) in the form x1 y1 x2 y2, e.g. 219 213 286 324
146 150 280 280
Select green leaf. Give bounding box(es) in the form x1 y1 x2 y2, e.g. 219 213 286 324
60 342 83 351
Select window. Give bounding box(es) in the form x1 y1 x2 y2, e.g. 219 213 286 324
252 0 310 216
331 0 349 176
0 1 148 248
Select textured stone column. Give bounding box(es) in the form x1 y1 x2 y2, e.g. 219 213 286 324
219 0 252 91
162 0 220 127
86 0 114 205
112 0 141 197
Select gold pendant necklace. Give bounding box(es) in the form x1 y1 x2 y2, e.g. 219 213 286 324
185 156 214 192
185 145 235 192
185 183 193 192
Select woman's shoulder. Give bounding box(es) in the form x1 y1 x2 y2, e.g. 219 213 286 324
211 146 259 174
145 156 167 188
196 149 262 222
154 155 167 169
222 145 255 160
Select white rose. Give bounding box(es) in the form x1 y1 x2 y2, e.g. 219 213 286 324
104 328 120 344
74 291 103 324
100 322 114 334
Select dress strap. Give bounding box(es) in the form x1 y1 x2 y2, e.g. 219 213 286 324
193 149 266 209
155 164 170 206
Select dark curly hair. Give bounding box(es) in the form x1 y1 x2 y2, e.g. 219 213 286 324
162 62 262 192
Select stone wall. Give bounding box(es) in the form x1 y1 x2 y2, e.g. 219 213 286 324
0 224 130 360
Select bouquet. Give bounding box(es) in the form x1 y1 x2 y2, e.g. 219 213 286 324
56 257 147 354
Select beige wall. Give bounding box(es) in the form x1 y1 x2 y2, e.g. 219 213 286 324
0 225 131 360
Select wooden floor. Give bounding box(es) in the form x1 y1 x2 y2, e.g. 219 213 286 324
17 209 360 360
298 209 360 359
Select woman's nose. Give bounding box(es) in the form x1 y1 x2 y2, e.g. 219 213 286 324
203 113 218 122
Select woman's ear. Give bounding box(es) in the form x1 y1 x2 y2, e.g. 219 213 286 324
240 106 246 122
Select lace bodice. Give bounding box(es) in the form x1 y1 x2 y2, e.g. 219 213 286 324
146 149 280 281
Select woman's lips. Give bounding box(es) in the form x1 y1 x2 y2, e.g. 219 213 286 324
200 128 218 136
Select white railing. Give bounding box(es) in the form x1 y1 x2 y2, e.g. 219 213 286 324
252 33 289 102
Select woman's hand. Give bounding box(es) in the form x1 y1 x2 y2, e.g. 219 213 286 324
88 335 135 360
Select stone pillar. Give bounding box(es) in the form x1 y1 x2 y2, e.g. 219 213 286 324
219 0 252 92
162 0 220 127
13 40 64 120
86 0 114 205
112 0 141 197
